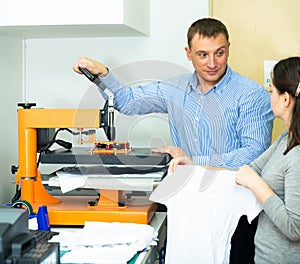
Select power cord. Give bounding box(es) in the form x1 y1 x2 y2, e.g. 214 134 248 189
36 128 95 168
37 128 72 168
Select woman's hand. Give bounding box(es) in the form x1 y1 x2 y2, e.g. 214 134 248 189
236 165 274 204
152 146 194 172
235 165 259 189
168 156 194 172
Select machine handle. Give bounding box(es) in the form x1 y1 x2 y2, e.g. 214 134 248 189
79 67 98 82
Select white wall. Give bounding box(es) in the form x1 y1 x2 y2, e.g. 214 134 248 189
0 36 22 204
25 0 208 146
0 0 208 203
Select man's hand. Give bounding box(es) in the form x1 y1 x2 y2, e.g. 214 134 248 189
152 146 194 172
152 146 188 159
73 56 109 77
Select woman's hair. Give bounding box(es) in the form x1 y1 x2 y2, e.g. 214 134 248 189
187 18 229 49
272 56 300 154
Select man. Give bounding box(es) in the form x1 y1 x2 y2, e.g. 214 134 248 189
74 18 274 263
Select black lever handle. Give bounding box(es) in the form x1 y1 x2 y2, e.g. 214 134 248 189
79 67 98 82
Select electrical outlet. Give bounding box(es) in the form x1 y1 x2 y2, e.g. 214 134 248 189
264 60 278 89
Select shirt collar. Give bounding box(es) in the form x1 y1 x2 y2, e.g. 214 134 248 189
214 65 232 95
187 72 199 93
187 65 232 95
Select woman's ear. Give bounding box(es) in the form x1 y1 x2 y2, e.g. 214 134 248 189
282 91 293 108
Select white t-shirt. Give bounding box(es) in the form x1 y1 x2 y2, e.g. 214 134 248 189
150 165 262 264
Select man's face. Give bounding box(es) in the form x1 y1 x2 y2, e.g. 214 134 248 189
185 33 230 89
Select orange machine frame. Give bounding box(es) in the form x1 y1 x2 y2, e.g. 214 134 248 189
16 108 156 225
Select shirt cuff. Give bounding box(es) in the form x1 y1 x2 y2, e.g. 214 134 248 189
99 70 123 94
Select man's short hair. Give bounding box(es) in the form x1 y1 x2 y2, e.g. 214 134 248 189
187 18 229 48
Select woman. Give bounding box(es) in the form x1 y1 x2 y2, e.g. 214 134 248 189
169 56 300 263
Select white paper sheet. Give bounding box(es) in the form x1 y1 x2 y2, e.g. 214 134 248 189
50 221 158 264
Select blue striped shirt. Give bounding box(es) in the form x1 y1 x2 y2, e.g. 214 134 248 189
99 66 274 168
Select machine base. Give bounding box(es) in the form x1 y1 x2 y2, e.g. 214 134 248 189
32 196 157 225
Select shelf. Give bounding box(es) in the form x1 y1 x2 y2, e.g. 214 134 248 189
0 0 149 38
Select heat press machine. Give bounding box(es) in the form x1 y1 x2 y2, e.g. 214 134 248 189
12 69 171 225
